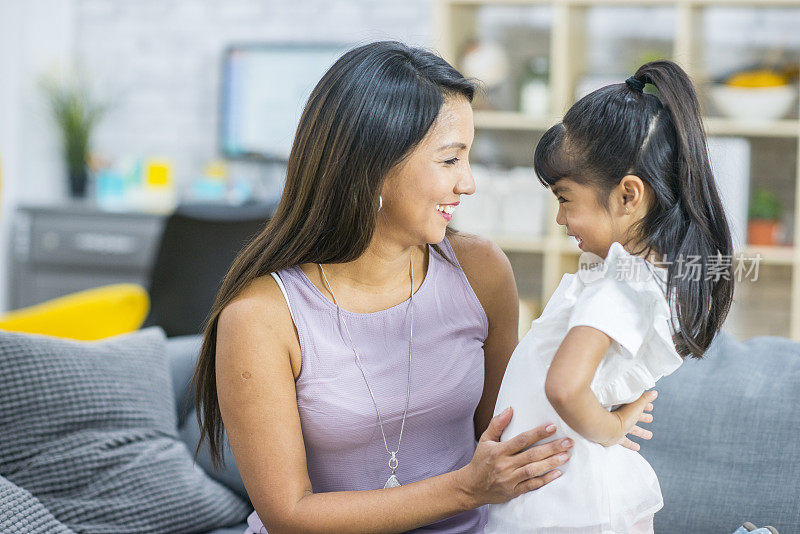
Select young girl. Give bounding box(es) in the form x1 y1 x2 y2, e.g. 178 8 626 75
484 60 734 533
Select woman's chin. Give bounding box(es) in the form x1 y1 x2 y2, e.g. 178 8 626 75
429 225 448 244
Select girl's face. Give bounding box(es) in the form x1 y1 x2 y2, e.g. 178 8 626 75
551 177 646 259
379 96 476 246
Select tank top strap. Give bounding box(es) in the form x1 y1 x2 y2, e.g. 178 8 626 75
270 271 296 325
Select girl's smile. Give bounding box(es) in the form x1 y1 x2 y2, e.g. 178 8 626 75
551 176 650 260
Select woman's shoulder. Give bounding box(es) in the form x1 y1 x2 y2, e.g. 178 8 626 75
447 232 511 283
446 231 517 318
218 274 297 348
217 273 302 379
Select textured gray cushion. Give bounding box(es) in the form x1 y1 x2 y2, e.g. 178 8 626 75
0 476 75 533
0 327 251 533
641 331 800 532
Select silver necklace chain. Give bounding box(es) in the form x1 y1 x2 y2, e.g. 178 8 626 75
318 250 413 485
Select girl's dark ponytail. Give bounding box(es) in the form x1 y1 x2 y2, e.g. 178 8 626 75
632 61 734 358
534 59 734 358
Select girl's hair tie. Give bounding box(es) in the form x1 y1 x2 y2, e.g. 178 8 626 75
626 76 645 93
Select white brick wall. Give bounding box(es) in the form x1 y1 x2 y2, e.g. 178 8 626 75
74 0 434 195
14 0 800 206
3 0 800 312
0 0 434 311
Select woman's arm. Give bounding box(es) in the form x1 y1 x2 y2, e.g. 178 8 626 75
544 326 658 446
216 275 570 534
448 233 519 440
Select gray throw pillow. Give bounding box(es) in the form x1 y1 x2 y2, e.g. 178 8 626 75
0 475 75 533
0 327 251 533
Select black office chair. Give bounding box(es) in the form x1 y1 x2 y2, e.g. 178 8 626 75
143 202 276 337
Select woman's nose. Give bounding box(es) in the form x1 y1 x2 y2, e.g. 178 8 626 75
455 166 476 196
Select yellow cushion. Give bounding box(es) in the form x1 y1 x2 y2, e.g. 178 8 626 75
0 284 150 340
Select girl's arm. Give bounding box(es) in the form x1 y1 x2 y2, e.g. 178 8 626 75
544 326 657 446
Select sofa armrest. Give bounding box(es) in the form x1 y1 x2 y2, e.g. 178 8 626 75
167 334 204 427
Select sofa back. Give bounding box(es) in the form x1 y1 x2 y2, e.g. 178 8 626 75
168 335 249 500
167 331 800 532
641 331 800 532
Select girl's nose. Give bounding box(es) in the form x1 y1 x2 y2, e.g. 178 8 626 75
556 204 566 226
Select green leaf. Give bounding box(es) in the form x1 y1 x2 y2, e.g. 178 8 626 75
748 189 782 221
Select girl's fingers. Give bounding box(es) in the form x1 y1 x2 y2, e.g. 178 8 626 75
618 437 641 451
627 424 654 440
639 412 654 424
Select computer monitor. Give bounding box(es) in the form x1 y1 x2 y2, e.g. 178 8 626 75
219 43 349 162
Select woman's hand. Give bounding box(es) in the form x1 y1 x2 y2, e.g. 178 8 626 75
603 390 658 450
455 407 573 507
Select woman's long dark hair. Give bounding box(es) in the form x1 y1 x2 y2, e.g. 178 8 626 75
191 41 475 469
534 59 733 359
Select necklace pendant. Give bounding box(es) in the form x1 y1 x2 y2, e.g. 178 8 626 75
384 474 401 488
384 452 401 488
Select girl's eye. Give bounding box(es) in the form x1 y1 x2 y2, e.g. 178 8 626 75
557 196 567 203
444 157 459 166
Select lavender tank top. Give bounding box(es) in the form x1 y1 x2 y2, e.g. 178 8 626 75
245 236 489 533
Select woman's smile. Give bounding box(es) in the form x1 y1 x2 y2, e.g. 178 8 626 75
436 202 459 221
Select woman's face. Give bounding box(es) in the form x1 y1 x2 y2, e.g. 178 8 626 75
379 96 476 246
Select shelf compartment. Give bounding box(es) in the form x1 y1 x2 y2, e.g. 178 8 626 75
473 110 800 138
725 264 792 339
487 233 796 266
473 110 554 130
704 118 800 138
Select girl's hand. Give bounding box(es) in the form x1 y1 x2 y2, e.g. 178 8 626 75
602 390 658 450
455 407 573 507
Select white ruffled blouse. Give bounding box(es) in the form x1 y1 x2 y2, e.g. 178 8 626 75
484 241 684 533
566 241 684 407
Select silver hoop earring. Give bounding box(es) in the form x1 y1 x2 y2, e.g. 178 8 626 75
378 195 383 212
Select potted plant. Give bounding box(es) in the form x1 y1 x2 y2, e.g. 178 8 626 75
41 75 109 198
747 188 783 246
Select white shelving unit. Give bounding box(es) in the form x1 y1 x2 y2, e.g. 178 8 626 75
434 0 800 339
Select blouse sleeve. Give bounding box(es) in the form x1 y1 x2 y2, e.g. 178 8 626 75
566 272 649 360
566 242 684 406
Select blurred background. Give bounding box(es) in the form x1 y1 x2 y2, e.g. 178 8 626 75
1 0 798 341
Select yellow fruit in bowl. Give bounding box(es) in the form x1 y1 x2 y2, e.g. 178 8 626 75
710 84 796 121
726 70 789 88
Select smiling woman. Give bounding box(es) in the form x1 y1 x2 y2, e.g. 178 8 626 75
375 95 475 248
183 40 632 534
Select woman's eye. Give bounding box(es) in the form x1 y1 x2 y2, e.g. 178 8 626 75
557 196 567 203
444 157 459 166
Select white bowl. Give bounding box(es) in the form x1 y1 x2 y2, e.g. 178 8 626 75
709 84 797 122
